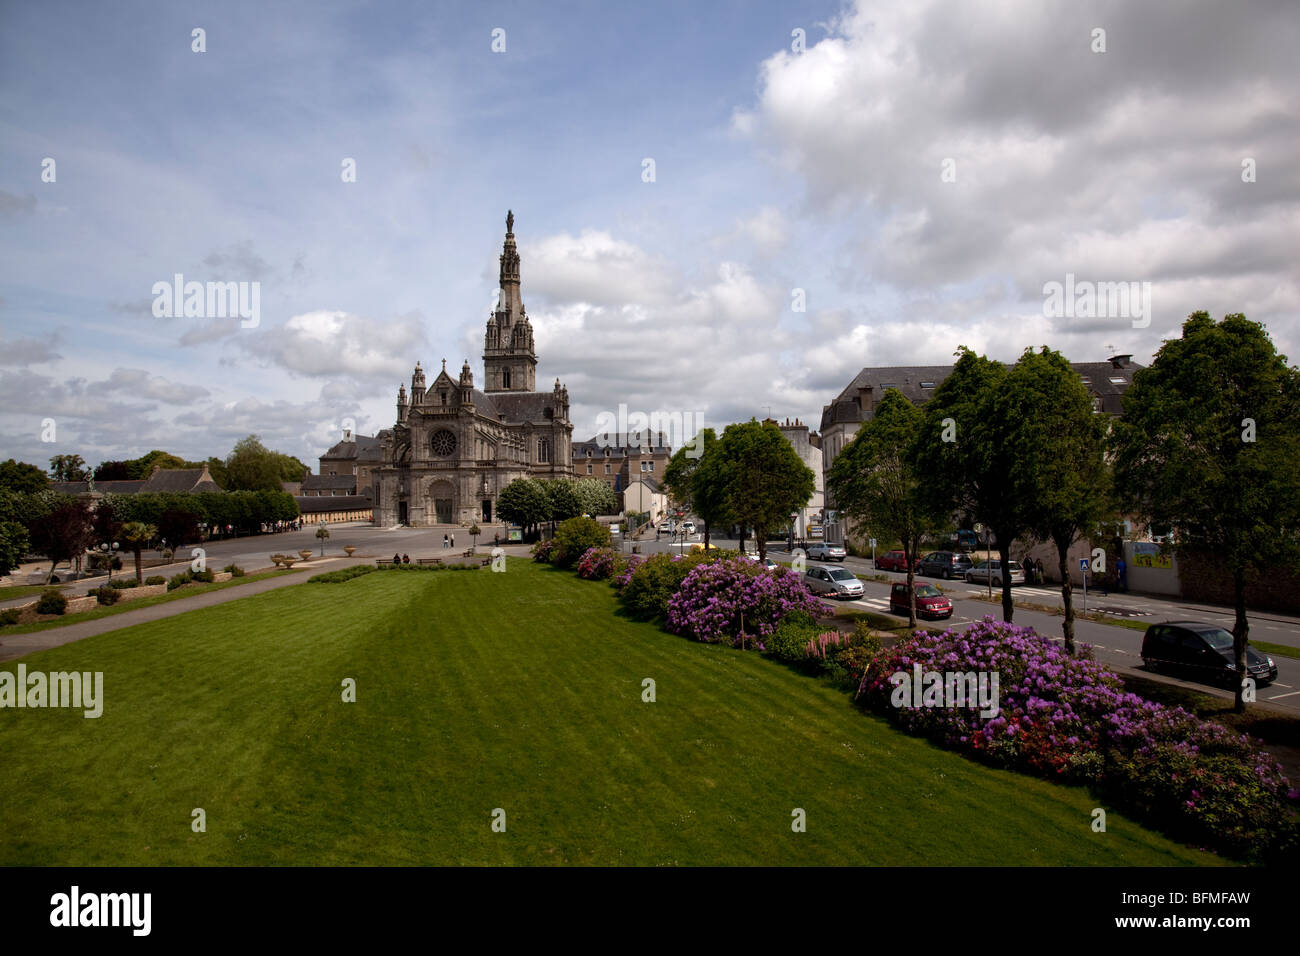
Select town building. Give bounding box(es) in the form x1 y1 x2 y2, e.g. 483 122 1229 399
570 430 673 512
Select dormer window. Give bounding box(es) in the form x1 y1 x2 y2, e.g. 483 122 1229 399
440 391 447 405
544 407 553 419
1108 376 1127 385
920 382 936 389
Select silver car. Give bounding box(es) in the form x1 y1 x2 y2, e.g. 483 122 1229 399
806 543 847 562
804 565 864 599
965 559 1025 587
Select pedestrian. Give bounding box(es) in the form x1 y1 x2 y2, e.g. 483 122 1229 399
393 553 401 564
1117 556 1127 592
494 532 500 547
402 553 410 565
451 533 455 548
443 533 449 549
1036 558 1044 583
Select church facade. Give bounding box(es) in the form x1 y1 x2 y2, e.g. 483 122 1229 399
371 212 574 527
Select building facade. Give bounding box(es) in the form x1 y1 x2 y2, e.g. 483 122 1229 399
371 212 575 527
570 430 673 511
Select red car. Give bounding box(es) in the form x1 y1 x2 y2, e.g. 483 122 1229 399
875 550 920 573
889 582 953 620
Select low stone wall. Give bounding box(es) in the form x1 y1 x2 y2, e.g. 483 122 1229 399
1178 550 1300 614
118 583 168 600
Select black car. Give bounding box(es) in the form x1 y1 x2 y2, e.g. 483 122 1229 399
1141 621 1278 688
918 551 974 579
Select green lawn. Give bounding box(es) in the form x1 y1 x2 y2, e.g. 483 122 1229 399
0 560 1220 865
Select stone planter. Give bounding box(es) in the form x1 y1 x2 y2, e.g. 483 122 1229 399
343 546 356 557
298 550 314 562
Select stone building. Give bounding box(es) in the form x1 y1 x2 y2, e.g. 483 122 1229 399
772 417 823 540
371 212 575 527
570 430 673 509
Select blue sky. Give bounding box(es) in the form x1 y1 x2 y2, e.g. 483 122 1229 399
2 0 1297 470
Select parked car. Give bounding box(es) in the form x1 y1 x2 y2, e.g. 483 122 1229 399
950 529 979 552
738 551 780 571
804 565 864 599
965 559 1025 587
682 521 696 534
918 551 973 579
1141 621 1277 688
875 550 920 573
889 582 953 619
806 543 847 562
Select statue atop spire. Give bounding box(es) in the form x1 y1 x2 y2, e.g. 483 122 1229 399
506 209 514 234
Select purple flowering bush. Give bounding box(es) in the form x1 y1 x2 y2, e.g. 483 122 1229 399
576 546 619 580
530 539 554 562
614 554 645 590
618 551 726 621
666 558 825 646
858 617 1297 862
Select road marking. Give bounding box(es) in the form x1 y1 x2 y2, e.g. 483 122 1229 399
1266 690 1300 700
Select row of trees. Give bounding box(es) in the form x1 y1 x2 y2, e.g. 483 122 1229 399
661 420 816 562
495 477 619 539
825 312 1300 712
0 487 302 581
1 436 310 496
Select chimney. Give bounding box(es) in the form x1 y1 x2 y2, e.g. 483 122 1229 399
1109 354 1132 369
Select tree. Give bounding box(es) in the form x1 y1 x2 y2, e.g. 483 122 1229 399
469 523 481 551
128 450 192 480
28 499 94 583
1111 312 1300 712
204 456 229 489
711 420 815 562
544 478 583 526
274 453 309 483
572 478 617 517
119 521 157 584
158 507 202 548
1008 347 1112 654
663 428 725 548
49 454 89 482
497 478 550 540
829 390 946 627
915 348 1033 621
93 460 133 481
315 522 330 555
91 499 122 549
225 435 283 492
0 459 50 494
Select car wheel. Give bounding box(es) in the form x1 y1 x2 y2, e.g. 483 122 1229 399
993 577 1002 588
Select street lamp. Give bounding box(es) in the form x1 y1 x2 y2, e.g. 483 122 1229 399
99 541 120 584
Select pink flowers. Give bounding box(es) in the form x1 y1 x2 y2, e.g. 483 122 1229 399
665 558 824 645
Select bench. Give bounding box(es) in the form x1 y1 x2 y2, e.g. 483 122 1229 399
480 558 492 567
462 549 474 557
376 559 398 567
417 557 442 566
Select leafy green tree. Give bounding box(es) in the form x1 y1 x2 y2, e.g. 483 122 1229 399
550 516 611 568
915 348 1032 621
92 460 133 481
497 478 551 540
158 507 202 547
205 457 229 489
128 450 192 480
224 435 283 492
0 459 50 494
0 519 29 576
1111 312 1300 712
544 478 583 526
315 522 330 555
119 521 157 584
1008 347 1113 654
48 454 89 482
663 428 725 547
829 390 946 626
711 420 815 562
469 523 481 551
274 453 309 483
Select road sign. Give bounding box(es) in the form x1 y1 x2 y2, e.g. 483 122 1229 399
869 538 877 549
1080 558 1088 571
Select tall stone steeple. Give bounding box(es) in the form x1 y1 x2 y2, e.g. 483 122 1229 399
483 209 537 392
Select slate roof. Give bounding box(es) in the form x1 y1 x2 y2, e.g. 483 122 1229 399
820 356 1143 429
50 479 147 495
302 474 357 493
482 391 560 423
573 433 672 458
139 466 222 494
321 434 384 462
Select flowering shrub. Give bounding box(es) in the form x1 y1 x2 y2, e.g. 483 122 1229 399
666 558 824 645
551 517 611 568
576 546 619 580
858 616 1297 862
531 539 555 563
614 554 645 590
618 552 712 621
807 630 851 659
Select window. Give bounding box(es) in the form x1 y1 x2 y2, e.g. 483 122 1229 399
1109 376 1127 385
920 381 936 389
880 383 896 390
648 461 654 472
503 369 511 388
604 463 611 474
537 438 551 463
1080 376 1092 385
1091 395 1102 413
640 461 647 472
586 464 593 474
440 391 447 405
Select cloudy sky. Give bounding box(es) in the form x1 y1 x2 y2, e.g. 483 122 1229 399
1 0 1297 470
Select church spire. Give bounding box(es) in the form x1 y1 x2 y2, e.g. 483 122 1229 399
484 209 537 393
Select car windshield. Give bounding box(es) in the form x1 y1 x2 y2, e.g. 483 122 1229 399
828 569 856 581
915 585 941 597
1199 628 1234 650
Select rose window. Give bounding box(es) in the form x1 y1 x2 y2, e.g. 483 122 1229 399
431 429 457 457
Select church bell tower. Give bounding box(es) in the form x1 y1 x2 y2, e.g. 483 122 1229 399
483 210 537 393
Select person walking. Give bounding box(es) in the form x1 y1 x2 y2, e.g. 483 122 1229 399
493 532 500 548
451 533 456 549
1117 556 1127 593
443 533 449 549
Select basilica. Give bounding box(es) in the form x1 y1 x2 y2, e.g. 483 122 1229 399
371 212 575 527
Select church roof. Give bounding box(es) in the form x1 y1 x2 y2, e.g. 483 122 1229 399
486 391 560 423
322 434 383 462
